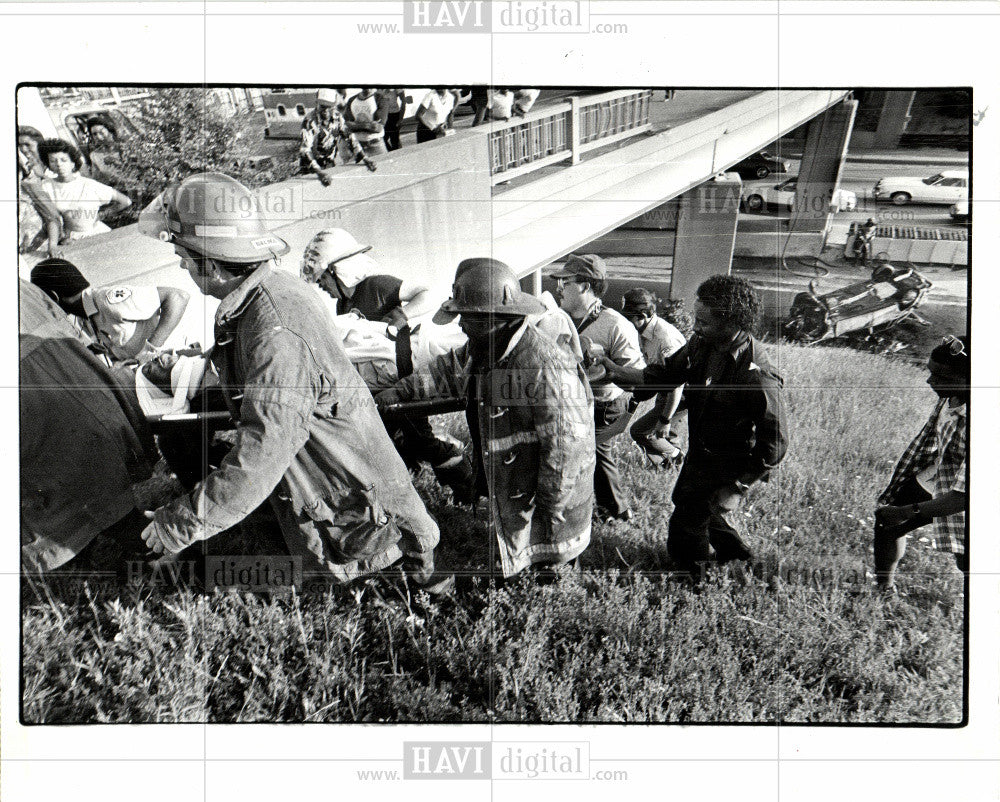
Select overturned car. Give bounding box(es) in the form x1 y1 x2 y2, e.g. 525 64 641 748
783 264 932 343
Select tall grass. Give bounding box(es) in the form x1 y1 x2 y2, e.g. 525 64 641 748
21 343 965 723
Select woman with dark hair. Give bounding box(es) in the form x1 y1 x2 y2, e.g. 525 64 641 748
17 126 52 253
36 137 131 253
874 334 969 590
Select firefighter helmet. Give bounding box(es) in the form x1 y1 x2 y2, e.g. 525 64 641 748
434 258 546 323
138 172 289 264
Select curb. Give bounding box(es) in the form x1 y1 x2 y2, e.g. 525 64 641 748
846 154 969 167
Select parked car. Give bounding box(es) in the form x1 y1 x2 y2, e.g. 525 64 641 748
731 150 791 179
950 199 969 223
783 264 932 343
873 169 968 206
742 177 857 213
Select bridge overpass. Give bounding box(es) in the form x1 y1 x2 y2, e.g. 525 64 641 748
24 88 854 348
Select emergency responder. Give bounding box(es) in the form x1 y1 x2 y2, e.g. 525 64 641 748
376 258 596 582
300 228 474 499
135 172 448 592
620 288 687 468
30 257 190 364
552 254 644 523
603 275 789 577
20 278 157 573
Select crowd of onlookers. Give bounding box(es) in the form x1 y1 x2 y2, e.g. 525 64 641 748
17 87 542 253
298 87 541 183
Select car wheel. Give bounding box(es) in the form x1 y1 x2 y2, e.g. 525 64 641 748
746 194 765 212
890 192 911 206
756 166 769 179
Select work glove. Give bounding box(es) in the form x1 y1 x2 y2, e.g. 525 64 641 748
140 505 205 555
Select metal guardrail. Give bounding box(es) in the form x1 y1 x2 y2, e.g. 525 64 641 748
489 90 654 184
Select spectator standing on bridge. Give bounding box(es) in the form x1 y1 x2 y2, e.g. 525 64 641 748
489 89 516 121
299 89 374 182
343 87 389 159
378 88 408 151
415 88 456 143
136 172 448 592
376 259 596 582
36 138 131 253
621 288 687 469
873 334 968 591
603 275 789 577
512 89 541 117
468 86 490 127
553 254 645 523
30 257 190 364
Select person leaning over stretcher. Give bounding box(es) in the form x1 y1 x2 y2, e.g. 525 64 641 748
299 228 475 501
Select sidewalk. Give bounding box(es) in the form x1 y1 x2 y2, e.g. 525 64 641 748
783 146 968 167
846 147 969 167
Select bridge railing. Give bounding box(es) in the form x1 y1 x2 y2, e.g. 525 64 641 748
488 89 653 185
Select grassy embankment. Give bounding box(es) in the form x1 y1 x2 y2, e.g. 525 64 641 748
22 343 965 724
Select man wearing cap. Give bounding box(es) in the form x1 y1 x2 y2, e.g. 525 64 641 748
376 258 596 581
620 288 687 468
135 172 448 592
299 89 374 182
300 227 473 499
30 257 190 364
603 275 789 577
552 254 644 523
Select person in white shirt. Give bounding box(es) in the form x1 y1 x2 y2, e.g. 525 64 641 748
489 88 516 121
30 257 190 364
36 138 131 255
513 89 541 117
416 89 456 143
343 88 388 158
621 288 687 468
551 254 645 523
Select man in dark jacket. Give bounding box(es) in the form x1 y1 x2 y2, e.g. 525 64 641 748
136 172 447 591
604 275 789 575
20 279 157 572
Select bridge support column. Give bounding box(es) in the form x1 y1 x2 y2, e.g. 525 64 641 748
791 99 858 236
669 174 742 307
873 91 915 149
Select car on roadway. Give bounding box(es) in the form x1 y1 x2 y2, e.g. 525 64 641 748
731 150 791 180
950 199 969 223
872 169 968 206
742 177 857 214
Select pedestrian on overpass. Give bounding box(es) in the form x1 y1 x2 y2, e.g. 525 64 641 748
376 259 595 582
415 88 456 143
603 275 789 577
552 254 645 523
620 288 687 469
135 172 450 594
343 88 389 159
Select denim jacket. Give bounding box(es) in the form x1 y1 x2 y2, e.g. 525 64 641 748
378 322 595 577
151 266 439 582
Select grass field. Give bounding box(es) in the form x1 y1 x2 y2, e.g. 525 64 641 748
21 343 966 724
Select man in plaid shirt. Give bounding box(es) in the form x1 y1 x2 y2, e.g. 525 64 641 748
874 335 969 590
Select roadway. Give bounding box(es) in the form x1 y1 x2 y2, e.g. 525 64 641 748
737 156 969 234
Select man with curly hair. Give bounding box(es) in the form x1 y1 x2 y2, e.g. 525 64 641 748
604 274 789 576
